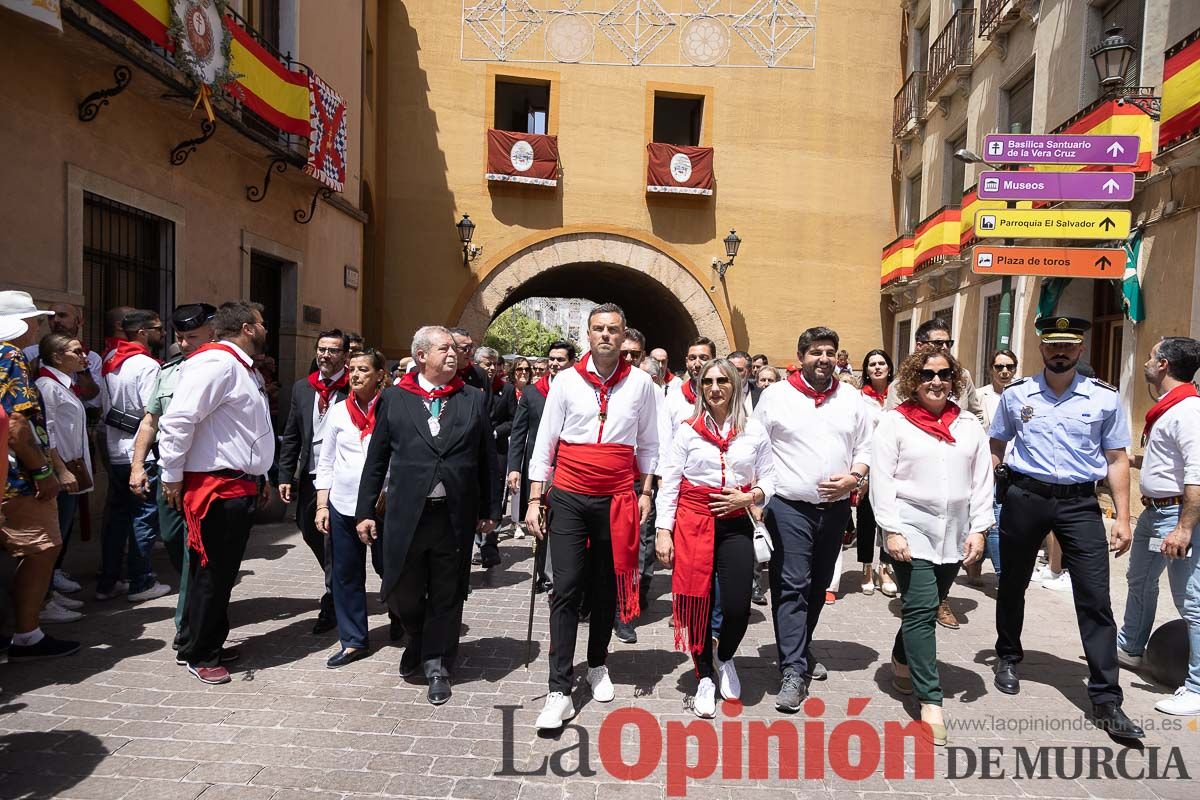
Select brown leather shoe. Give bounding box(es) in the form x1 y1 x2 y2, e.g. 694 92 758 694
936 599 960 630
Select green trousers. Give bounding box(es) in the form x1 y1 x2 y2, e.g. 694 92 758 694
891 558 960 705
157 485 190 637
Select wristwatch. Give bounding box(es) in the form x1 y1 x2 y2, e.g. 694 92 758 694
850 471 867 490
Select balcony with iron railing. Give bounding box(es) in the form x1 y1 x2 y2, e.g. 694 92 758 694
979 0 1030 40
928 9 975 100
893 71 928 139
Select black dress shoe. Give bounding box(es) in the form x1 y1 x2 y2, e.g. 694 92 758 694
470 553 483 566
399 646 421 678
428 675 452 705
614 618 637 644
1091 702 1145 739
311 616 337 635
327 648 370 669
993 661 1020 695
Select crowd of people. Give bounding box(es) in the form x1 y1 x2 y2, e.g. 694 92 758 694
2 289 1199 745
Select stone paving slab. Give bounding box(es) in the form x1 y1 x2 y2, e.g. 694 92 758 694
1 519 1196 799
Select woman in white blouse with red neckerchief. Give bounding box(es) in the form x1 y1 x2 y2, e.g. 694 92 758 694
656 358 776 719
315 349 388 669
870 348 993 746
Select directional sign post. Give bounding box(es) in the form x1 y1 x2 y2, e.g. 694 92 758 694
983 134 1140 165
972 246 1128 278
974 209 1132 240
978 171 1135 202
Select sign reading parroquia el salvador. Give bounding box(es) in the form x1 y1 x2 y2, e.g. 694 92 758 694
973 209 1132 240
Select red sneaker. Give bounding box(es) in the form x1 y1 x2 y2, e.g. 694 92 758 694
187 664 231 685
824 591 836 605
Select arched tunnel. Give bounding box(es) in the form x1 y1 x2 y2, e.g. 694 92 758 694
492 262 700 362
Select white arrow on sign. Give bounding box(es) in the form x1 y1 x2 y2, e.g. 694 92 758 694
1107 141 1125 157
1103 178 1120 194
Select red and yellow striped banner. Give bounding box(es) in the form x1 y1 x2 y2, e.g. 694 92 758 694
95 0 169 46
225 17 310 136
959 188 1007 246
1041 100 1153 173
1161 27 1200 152
881 235 914 287
912 207 961 271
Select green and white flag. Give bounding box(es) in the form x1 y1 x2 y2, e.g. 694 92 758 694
1122 229 1146 323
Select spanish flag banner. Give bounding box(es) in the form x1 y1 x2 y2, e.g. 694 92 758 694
95 0 169 46
1160 27 1200 152
959 188 1007 247
1040 100 1154 173
912 207 962 271
225 16 310 136
881 235 914 287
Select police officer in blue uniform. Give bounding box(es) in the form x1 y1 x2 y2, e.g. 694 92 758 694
988 316 1143 739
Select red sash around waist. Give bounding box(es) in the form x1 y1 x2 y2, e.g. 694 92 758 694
552 441 641 622
183 472 257 567
671 478 749 655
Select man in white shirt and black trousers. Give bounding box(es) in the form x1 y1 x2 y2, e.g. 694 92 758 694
525 303 660 731
355 326 499 706
159 302 275 686
754 326 872 712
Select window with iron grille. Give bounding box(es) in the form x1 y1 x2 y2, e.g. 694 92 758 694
82 192 175 354
933 306 954 335
896 318 913 363
981 292 1002 376
1004 70 1035 134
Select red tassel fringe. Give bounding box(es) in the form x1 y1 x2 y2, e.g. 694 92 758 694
616 569 641 623
671 594 712 655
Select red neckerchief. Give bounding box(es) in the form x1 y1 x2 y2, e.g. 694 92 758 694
308 370 348 414
680 378 698 404
102 336 123 358
532 373 552 397
346 392 380 440
861 381 888 407
574 353 631 442
102 340 153 375
664 369 675 384
689 413 738 489
491 373 506 394
37 367 70 390
396 371 465 401
1144 383 1200 442
187 342 254 372
896 399 961 444
787 370 839 407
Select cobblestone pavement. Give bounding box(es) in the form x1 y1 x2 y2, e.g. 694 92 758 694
1 519 1196 800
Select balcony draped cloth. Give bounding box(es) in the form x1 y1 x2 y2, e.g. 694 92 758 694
646 143 714 196
486 130 559 187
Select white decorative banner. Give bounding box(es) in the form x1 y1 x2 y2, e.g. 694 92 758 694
0 0 63 31
461 0 817 69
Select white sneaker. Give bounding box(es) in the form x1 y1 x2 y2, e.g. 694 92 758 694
39 600 83 624
1155 687 1200 716
514 525 526 540
94 580 129 601
1117 649 1144 670
535 692 576 730
587 665 615 702
1032 564 1053 582
716 655 741 700
127 582 171 603
52 591 84 610
1041 571 1072 592
693 678 717 718
52 570 81 594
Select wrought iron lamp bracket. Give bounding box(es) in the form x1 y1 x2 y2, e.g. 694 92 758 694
295 187 334 225
169 119 218 166
246 157 289 202
79 65 133 122
1120 95 1161 121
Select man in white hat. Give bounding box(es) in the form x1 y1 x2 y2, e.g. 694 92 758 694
0 292 80 661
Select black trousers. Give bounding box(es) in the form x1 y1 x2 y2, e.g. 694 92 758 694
855 494 886 565
695 517 755 679
639 486 657 608
996 485 1121 704
297 474 334 619
547 489 618 693
177 494 256 668
386 502 462 679
766 496 852 677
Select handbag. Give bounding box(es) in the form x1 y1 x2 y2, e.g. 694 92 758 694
753 520 774 564
63 457 93 493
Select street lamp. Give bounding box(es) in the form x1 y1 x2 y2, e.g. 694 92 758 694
712 229 742 278
456 214 483 267
1090 27 1135 93
954 148 984 165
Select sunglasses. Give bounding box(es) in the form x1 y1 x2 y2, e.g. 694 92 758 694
514 367 531 373
919 339 954 349
992 363 1015 372
622 350 644 359
701 377 731 386
919 368 954 382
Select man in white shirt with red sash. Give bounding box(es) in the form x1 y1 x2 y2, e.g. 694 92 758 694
663 337 718 442
159 302 274 686
754 326 872 712
526 303 660 730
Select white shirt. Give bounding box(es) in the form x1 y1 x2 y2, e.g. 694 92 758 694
870 409 995 564
665 373 684 396
102 353 160 465
417 372 450 497
313 397 374 515
656 414 776 531
977 384 1002 431
158 342 274 483
310 368 344 474
1140 395 1200 498
36 366 93 494
529 359 660 482
753 377 873 504
660 380 698 449
83 350 104 409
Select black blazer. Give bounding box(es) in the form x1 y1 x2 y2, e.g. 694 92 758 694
279 375 349 482
505 384 548 519
460 364 493 414
356 384 501 600
490 383 519 455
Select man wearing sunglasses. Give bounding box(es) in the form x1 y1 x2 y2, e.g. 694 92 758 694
988 316 1142 739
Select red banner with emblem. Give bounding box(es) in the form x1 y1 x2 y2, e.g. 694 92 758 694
647 143 714 196
486 130 559 187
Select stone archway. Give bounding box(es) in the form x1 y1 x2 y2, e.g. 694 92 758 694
453 229 733 356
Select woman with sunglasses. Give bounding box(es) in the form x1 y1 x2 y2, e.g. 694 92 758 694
856 349 900 598
871 347 993 745
656 358 775 718
315 349 388 668
975 350 1019 581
